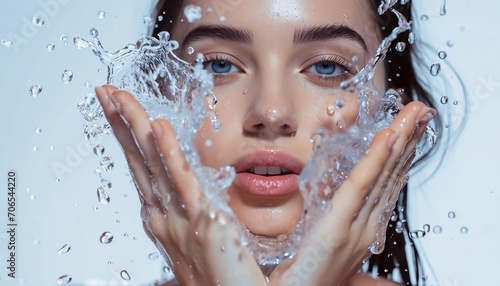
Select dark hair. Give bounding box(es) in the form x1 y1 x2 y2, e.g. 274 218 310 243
152 1 440 285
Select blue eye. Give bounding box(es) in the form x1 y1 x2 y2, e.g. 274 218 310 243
314 62 337 75
212 60 231 73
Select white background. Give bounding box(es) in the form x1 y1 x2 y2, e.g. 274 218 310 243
0 0 499 285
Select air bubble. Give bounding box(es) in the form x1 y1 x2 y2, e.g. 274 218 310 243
395 42 406 52
93 145 105 156
32 16 45 26
430 63 441 76
2 39 13 47
448 211 456 219
99 231 113 244
440 96 449 104
433 225 443 234
62 70 74 84
97 187 110 204
460 226 468 234
120 270 131 280
98 10 106 19
29 85 42 97
46 43 55 52
57 275 72 285
58 244 71 256
438 51 447 59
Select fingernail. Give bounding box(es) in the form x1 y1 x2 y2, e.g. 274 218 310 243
151 120 162 141
108 92 122 113
416 108 436 124
387 132 400 150
94 86 109 106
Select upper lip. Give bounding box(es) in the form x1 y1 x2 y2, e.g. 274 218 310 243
232 149 304 175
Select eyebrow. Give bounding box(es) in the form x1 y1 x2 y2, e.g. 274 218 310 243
293 25 368 51
182 24 253 46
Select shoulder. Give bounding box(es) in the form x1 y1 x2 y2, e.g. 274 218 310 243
345 273 401 286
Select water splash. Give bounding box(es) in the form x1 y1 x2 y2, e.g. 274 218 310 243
74 0 436 270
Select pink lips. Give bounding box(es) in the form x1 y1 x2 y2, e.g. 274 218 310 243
232 150 304 197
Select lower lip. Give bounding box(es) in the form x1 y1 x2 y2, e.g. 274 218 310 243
233 173 299 196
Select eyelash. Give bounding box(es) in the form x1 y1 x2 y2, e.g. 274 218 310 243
202 54 355 85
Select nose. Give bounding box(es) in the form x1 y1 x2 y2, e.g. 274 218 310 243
242 75 299 139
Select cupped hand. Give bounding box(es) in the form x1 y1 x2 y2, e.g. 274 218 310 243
95 85 266 286
96 84 434 286
269 101 435 286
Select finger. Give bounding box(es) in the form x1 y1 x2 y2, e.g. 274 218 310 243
331 128 399 219
151 118 201 211
95 86 161 208
364 102 435 211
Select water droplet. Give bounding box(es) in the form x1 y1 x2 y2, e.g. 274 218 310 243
101 179 112 189
33 146 38 152
2 39 13 47
351 55 358 62
89 27 99 38
99 231 113 244
460 226 468 234
438 51 447 59
84 81 92 88
422 274 429 281
143 15 153 26
93 145 105 156
50 145 55 150
59 35 67 42
30 194 36 200
61 70 73 84
32 16 45 27
395 221 404 233
57 275 72 285
148 252 160 260
440 0 447 15
408 32 415 44
446 40 454 47
219 16 226 22
440 96 449 104
420 15 429 21
423 224 431 232
187 46 194 55
58 244 71 255
157 15 164 22
326 105 335 116
459 26 466 32
336 121 345 129
205 139 212 147
97 187 110 204
430 63 441 76
433 225 443 234
100 156 114 171
33 239 40 245
35 128 42 134
46 43 55 52
29 85 42 97
120 270 131 281
184 4 202 23
448 211 456 219
98 10 106 19
220 245 226 252
163 266 171 273
395 41 406 52
93 206 98 211
85 93 97 105
444 124 449 128
453 100 458 105
409 230 426 238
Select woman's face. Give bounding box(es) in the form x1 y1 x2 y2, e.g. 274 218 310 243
170 0 385 237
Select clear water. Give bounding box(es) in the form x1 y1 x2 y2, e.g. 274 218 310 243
74 0 436 272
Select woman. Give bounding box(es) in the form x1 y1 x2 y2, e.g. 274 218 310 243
95 0 437 284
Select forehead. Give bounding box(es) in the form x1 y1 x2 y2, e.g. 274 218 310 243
171 0 381 54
